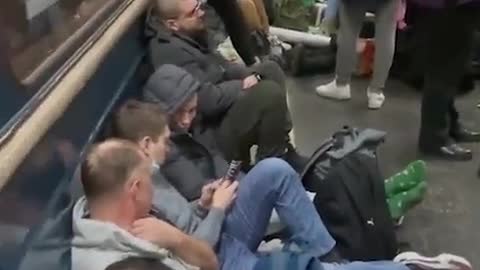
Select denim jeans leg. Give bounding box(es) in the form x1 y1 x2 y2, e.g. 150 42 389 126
223 158 336 256
216 234 258 270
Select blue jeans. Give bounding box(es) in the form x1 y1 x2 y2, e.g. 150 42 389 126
216 158 409 270
217 158 336 270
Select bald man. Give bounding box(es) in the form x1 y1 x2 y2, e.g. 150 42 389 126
71 139 217 270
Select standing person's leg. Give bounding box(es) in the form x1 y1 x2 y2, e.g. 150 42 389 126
419 10 459 156
334 1 366 86
367 0 398 109
208 0 258 66
447 7 480 143
316 1 366 100
448 100 460 136
445 99 480 143
419 5 477 160
403 3 429 89
222 158 336 255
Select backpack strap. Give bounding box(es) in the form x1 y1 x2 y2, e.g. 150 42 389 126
328 128 386 160
299 139 334 179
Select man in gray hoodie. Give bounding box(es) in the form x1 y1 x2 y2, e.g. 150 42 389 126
142 64 305 200
71 139 218 270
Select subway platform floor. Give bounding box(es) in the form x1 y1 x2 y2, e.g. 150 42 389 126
288 75 480 267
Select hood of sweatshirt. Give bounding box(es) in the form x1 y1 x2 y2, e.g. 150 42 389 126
143 64 200 115
71 197 197 270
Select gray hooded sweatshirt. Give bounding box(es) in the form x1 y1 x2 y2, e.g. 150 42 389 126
150 164 226 247
143 64 232 201
71 197 198 270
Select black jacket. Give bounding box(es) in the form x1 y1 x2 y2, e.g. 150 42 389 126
163 129 230 201
143 65 234 201
149 28 250 121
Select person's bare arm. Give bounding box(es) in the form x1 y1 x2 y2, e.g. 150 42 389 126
170 229 218 270
131 217 218 270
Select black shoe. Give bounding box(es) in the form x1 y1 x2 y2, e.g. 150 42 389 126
420 143 473 161
451 127 480 143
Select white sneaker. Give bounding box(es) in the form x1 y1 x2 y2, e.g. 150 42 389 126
367 88 385 109
394 251 472 270
315 80 351 100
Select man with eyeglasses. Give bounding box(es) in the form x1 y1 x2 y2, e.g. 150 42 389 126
148 0 307 173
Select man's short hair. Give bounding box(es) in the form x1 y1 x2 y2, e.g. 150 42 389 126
106 257 171 270
112 99 167 143
81 139 145 200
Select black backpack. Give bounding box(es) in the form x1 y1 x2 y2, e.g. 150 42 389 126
300 127 398 261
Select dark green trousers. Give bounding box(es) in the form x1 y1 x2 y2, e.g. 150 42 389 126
216 80 291 165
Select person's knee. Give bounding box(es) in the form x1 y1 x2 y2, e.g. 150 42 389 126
234 80 286 115
254 80 286 103
256 158 296 178
254 61 286 87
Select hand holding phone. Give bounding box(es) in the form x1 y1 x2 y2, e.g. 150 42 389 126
212 180 239 210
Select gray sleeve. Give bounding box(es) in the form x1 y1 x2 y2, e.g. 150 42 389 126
223 61 250 80
191 208 226 247
190 200 209 219
150 41 243 118
162 145 208 201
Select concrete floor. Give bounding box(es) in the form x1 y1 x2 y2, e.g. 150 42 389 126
287 75 480 267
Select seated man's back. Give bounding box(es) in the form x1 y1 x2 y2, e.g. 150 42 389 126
72 198 175 270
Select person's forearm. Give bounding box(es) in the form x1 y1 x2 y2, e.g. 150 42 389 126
170 233 218 270
192 208 225 247
191 200 209 219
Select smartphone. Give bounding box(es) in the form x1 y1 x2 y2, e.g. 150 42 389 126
224 160 242 181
